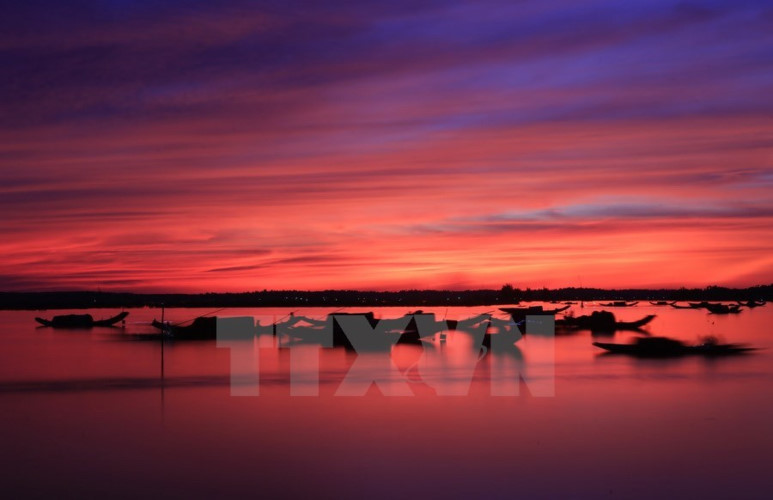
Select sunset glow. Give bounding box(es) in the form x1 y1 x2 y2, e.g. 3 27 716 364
1 0 772 292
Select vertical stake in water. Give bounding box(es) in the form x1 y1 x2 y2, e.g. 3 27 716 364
160 304 165 381
160 304 166 422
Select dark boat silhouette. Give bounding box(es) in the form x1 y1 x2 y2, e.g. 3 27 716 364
670 302 696 309
394 311 444 345
649 301 676 306
270 314 329 341
598 301 639 307
152 316 217 339
35 311 129 328
283 311 505 349
454 312 495 330
737 300 765 308
499 305 570 322
480 317 523 352
705 303 742 315
685 302 743 314
354 310 460 347
328 312 381 350
278 311 478 348
557 311 655 333
153 315 282 340
593 336 755 357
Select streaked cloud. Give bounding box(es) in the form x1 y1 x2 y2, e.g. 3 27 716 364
0 0 771 291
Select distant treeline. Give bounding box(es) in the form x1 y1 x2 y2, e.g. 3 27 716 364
1 285 771 310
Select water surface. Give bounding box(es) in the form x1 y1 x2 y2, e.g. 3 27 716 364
1 304 771 498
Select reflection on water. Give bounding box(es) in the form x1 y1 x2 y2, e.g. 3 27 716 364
1 305 772 498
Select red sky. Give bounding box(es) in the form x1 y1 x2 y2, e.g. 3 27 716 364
1 1 772 292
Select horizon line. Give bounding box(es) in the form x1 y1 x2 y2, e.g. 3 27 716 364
4 284 773 295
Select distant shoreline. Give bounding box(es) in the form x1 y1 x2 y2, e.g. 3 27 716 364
1 286 770 310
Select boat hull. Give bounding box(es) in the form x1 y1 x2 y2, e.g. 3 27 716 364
152 317 217 340
594 339 755 357
557 312 655 333
35 311 129 328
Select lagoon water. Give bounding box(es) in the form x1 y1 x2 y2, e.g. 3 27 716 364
1 304 772 498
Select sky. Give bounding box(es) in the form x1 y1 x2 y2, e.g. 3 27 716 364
1 0 772 292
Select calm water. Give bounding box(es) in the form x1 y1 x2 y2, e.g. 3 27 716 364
1 304 772 498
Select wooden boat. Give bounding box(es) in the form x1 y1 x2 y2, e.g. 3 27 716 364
705 303 742 315
557 311 655 333
684 302 742 314
598 301 638 307
273 314 326 328
35 311 129 328
593 336 755 357
649 301 676 306
329 312 380 350
500 305 570 314
499 305 570 322
278 324 330 345
454 317 522 353
152 316 217 340
737 300 766 308
481 318 523 352
153 315 280 340
670 302 695 309
281 311 462 348
394 311 445 345
454 312 494 330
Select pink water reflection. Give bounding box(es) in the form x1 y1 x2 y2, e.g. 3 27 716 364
1 304 772 497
